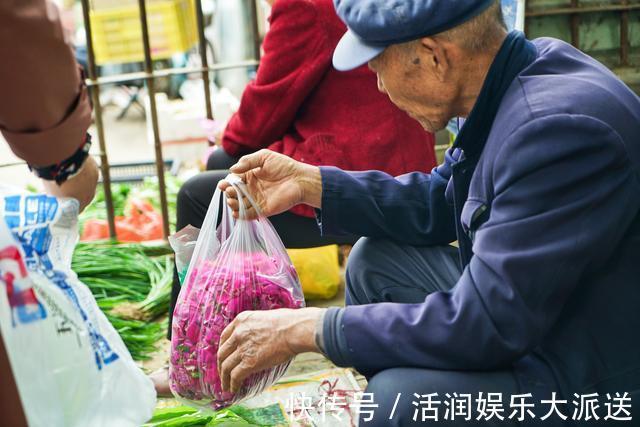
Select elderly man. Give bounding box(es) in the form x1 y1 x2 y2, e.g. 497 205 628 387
216 0 640 425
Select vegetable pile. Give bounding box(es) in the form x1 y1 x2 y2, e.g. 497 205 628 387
78 183 131 225
131 175 182 231
72 242 173 359
79 175 182 234
170 252 304 409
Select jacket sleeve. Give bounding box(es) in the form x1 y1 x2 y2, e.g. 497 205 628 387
221 0 331 157
0 0 92 166
324 114 639 375
315 147 461 246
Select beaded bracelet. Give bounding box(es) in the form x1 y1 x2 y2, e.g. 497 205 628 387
29 133 92 185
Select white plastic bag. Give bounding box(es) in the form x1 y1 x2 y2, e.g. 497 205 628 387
169 176 305 410
169 224 200 285
0 190 156 427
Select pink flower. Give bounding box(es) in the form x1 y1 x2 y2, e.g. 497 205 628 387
169 250 304 410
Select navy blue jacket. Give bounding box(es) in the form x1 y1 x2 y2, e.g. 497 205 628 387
318 38 640 397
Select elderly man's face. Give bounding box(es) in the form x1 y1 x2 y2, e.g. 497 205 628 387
368 41 458 133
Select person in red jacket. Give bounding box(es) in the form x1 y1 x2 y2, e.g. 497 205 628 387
185 0 436 240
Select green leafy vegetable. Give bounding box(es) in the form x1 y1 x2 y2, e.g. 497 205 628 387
142 405 287 427
131 175 182 231
79 183 131 228
147 407 199 423
78 175 182 233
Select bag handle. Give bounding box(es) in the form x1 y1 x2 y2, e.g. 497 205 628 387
225 174 262 220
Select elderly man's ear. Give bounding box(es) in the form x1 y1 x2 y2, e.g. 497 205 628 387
418 37 450 83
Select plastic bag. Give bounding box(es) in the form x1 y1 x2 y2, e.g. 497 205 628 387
170 175 305 410
172 232 340 300
169 225 200 285
0 190 156 427
287 245 341 300
81 198 163 242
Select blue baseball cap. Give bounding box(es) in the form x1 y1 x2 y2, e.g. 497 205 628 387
333 0 495 71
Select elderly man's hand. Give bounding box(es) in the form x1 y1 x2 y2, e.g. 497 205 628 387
217 307 326 393
218 149 323 220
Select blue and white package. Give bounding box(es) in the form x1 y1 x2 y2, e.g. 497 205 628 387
0 189 156 427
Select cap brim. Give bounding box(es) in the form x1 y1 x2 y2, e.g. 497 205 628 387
333 29 385 72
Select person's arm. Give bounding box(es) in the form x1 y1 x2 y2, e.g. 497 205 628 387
222 148 458 244
315 148 460 246
322 115 639 375
0 0 92 166
0 1 98 211
221 0 332 157
215 148 458 389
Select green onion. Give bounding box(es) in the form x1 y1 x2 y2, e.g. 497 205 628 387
73 242 173 319
72 242 174 359
137 255 174 319
105 314 166 361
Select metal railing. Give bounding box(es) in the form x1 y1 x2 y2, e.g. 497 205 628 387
3 1 635 240
524 1 638 67
79 0 262 239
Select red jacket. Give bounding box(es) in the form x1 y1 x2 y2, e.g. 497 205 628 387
222 0 437 217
